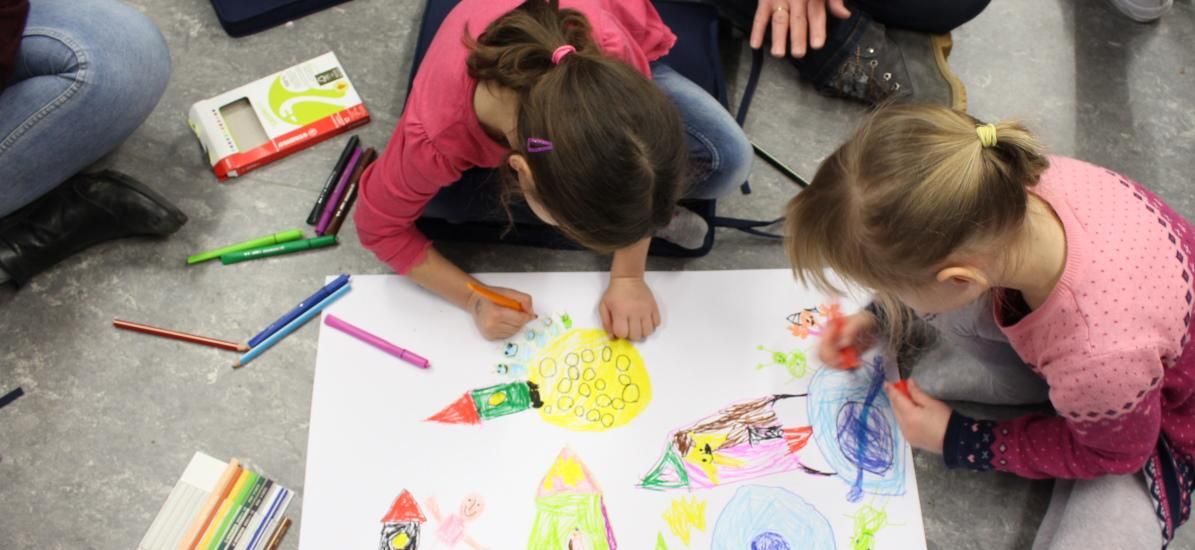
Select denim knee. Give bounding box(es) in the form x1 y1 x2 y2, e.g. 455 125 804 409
85 1 171 119
687 121 752 200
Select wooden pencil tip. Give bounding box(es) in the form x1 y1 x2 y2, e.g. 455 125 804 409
232 362 243 369
237 344 250 352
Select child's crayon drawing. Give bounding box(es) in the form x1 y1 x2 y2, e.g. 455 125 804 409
849 503 890 550
639 395 830 491
786 303 842 339
755 346 811 380
528 448 618 550
474 315 652 432
710 485 836 550
426 494 487 550
808 357 907 502
379 490 425 550
661 496 707 546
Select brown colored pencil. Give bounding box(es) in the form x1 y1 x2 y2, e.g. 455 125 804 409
325 147 376 236
113 319 249 352
264 517 292 550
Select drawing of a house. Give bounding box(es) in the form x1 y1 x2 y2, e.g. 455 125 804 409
379 489 426 550
528 448 618 550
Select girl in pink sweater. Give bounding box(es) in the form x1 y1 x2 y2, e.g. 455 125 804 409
356 0 751 342
787 104 1194 548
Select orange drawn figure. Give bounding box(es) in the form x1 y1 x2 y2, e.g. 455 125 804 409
787 308 822 339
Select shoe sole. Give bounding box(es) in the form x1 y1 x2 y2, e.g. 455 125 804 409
930 33 968 112
93 170 189 234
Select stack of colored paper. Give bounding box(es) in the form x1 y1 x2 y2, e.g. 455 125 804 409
138 452 294 550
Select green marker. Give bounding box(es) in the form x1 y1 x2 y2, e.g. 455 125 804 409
187 229 305 265
220 235 338 265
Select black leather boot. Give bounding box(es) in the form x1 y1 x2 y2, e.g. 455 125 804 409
0 170 187 286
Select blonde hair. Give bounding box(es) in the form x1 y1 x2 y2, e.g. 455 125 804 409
785 104 1050 344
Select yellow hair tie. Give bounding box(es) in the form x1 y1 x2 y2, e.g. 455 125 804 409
976 123 998 148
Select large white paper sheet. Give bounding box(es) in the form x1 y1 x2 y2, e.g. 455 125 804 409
301 270 926 550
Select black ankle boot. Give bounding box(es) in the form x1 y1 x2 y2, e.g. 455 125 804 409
0 170 187 286
812 13 966 110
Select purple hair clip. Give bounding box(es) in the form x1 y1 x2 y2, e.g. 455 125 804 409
527 137 554 153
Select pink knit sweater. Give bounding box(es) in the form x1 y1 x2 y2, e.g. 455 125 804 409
943 156 1195 538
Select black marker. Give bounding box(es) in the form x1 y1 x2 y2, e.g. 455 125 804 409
307 135 360 225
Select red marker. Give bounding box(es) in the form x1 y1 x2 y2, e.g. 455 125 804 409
892 379 912 399
829 312 861 369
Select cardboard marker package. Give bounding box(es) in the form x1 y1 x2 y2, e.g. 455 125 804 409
188 52 369 181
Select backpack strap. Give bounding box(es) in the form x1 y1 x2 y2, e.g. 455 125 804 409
710 215 785 239
735 47 766 194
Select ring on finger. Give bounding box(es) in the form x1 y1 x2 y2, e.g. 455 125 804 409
774 5 788 15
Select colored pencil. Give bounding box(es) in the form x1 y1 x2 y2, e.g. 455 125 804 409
114 319 248 353
315 146 363 235
466 282 526 313
196 469 253 550
752 142 810 188
248 274 350 347
216 476 270 550
177 460 241 550
324 147 375 236
187 230 304 265
264 517 291 550
307 135 359 225
234 284 352 368
243 487 288 550
219 235 337 265
324 314 429 369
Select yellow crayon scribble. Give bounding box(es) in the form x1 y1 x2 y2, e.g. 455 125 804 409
662 497 707 546
529 329 652 432
542 454 586 491
682 432 744 485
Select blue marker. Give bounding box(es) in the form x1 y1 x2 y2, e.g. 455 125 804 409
248 274 350 347
234 284 352 368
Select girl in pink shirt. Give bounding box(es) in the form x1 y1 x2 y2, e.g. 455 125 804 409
787 104 1195 548
355 0 751 341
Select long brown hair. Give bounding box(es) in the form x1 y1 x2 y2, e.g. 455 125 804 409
785 104 1050 344
467 0 688 253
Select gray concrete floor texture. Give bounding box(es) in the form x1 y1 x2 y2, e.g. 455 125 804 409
2 0 1194 548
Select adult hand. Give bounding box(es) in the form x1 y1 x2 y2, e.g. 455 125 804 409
886 379 952 454
468 286 536 340
599 277 660 341
818 310 877 368
750 0 851 59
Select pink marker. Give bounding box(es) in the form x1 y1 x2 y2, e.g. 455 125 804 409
324 314 430 369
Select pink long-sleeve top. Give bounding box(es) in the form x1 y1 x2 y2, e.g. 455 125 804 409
944 156 1195 540
353 0 676 274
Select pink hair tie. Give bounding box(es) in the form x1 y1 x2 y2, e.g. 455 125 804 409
551 45 576 65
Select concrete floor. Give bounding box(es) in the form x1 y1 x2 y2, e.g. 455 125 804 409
1 0 1193 548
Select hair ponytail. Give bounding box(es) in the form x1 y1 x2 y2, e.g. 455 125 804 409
785 104 1050 348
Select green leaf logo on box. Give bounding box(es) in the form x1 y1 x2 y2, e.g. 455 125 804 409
268 76 350 126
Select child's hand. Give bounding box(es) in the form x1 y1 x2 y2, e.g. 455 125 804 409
886 379 951 454
467 286 535 340
818 310 877 368
599 277 660 341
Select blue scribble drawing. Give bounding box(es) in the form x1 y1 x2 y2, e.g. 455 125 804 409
808 357 906 501
710 485 836 550
496 316 566 375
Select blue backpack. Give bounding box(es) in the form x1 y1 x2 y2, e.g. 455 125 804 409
209 0 352 37
410 0 802 257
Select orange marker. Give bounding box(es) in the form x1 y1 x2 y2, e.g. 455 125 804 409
467 282 526 313
829 312 861 369
893 379 912 399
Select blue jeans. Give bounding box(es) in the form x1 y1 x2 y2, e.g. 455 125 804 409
423 61 751 222
0 0 171 218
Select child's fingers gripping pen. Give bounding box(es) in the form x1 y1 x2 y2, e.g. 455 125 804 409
467 282 525 312
829 313 861 369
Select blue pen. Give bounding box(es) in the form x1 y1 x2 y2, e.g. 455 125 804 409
248 274 350 347
234 284 352 368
